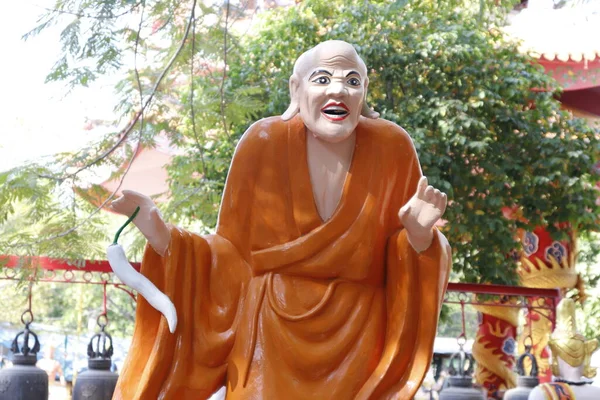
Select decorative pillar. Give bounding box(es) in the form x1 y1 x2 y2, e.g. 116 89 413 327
472 301 519 399
517 226 578 382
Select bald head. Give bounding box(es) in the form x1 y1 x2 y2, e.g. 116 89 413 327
292 41 368 81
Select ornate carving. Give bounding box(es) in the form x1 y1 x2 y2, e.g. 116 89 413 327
550 298 598 378
472 302 519 398
518 227 577 290
518 226 578 384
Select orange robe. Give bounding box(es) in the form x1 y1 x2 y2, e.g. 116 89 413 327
113 115 451 400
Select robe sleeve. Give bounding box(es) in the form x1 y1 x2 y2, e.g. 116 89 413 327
113 120 269 400
357 127 452 400
376 229 451 399
112 230 251 400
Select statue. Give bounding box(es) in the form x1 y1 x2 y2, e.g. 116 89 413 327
528 298 599 400
109 40 452 400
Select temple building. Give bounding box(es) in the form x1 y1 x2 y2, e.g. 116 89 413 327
506 0 600 121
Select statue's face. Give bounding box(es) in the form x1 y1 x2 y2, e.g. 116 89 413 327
297 55 366 143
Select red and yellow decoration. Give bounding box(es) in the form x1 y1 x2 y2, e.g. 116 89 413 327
517 225 579 383
518 226 578 290
539 382 575 400
472 301 519 399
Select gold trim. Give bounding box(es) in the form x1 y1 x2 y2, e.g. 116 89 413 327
549 298 598 378
519 255 578 289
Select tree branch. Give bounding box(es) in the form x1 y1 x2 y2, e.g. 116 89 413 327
20 0 200 248
26 135 143 246
189 6 208 177
219 0 231 140
38 2 142 20
39 0 199 182
134 0 146 144
107 296 135 322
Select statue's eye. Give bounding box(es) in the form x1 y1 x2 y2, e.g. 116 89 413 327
347 77 360 87
312 76 330 85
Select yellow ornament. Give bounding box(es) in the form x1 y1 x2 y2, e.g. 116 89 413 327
548 298 598 378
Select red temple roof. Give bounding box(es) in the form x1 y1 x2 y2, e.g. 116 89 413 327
505 5 600 65
505 4 600 116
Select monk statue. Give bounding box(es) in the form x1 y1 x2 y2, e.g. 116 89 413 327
528 298 599 400
109 40 452 400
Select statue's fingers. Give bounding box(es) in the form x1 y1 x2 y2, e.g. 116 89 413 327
416 176 428 197
110 196 123 208
424 185 434 201
108 203 119 214
122 190 151 206
110 197 131 214
399 204 411 220
436 193 448 212
111 193 125 203
432 189 443 208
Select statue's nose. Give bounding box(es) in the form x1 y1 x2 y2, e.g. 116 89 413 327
325 81 346 97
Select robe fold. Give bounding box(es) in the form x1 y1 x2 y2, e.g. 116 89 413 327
113 115 452 400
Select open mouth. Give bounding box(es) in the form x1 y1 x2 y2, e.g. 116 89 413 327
321 102 349 121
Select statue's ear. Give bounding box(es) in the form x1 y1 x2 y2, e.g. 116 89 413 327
361 77 379 119
282 75 300 121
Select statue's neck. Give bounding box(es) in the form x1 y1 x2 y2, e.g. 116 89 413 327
305 129 356 222
306 129 356 152
558 364 585 382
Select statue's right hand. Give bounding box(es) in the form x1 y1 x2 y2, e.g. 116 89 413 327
110 190 171 257
111 190 156 217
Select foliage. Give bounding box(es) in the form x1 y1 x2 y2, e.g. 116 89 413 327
0 279 136 339
436 305 479 339
1 0 247 335
571 233 600 343
226 0 600 285
1 0 266 335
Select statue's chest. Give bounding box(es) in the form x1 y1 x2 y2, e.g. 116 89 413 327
307 160 349 222
306 136 355 222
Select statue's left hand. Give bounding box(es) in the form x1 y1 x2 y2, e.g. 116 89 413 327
399 176 447 253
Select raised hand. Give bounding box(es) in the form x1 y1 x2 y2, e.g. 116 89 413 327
399 176 447 253
110 190 171 256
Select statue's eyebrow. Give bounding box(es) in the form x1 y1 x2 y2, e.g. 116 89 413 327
346 70 360 77
309 69 333 79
